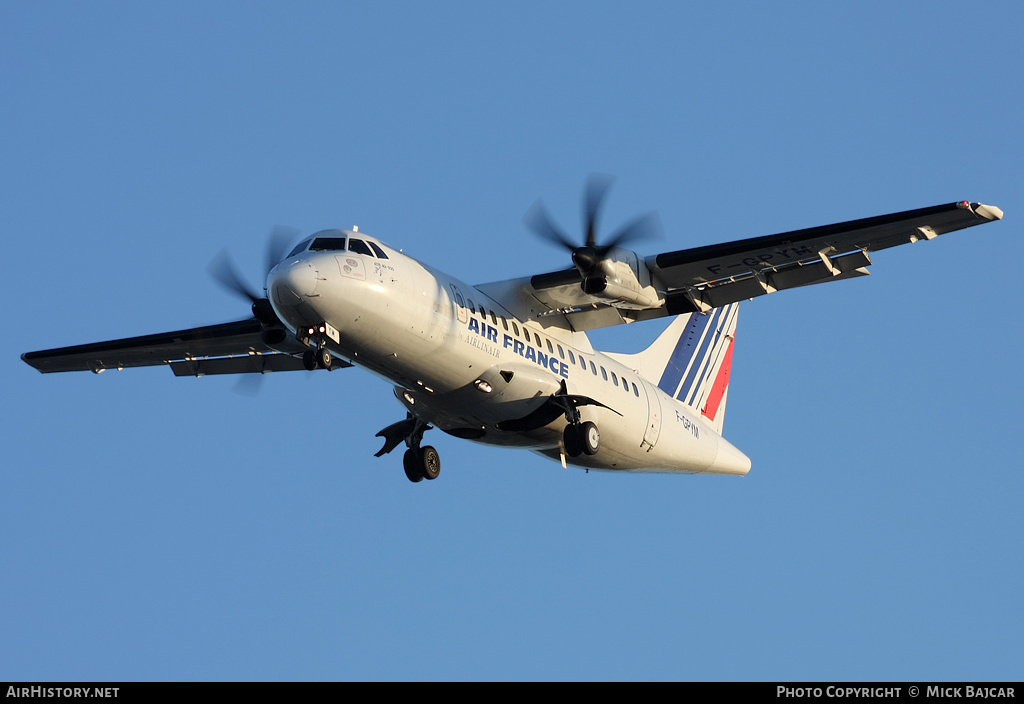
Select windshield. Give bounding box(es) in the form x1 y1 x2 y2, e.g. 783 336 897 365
310 237 347 251
287 237 314 257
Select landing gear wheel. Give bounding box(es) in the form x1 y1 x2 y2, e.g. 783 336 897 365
302 350 317 371
318 348 333 370
403 449 423 483
420 446 441 480
580 421 600 456
563 424 584 458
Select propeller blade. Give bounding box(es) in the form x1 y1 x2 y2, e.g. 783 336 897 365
597 212 663 256
525 200 577 252
266 225 299 276
583 173 613 248
208 250 260 304
233 372 264 397
529 175 661 278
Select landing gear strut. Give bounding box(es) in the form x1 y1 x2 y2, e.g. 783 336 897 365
554 382 600 459
402 417 439 482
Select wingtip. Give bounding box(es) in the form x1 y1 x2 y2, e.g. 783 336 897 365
20 351 46 373
974 203 1004 221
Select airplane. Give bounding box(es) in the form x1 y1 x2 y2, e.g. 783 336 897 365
21 178 1004 483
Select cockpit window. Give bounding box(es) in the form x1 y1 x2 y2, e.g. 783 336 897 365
310 237 347 251
368 242 389 259
287 237 314 257
347 238 374 256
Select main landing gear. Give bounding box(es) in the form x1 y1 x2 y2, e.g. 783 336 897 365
375 414 441 483
562 420 600 458
555 382 600 459
404 446 441 483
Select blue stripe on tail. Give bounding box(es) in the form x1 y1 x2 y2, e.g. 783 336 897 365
655 304 738 406
656 311 712 396
677 306 728 402
683 304 737 407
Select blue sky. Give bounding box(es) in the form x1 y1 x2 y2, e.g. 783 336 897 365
2 2 1021 681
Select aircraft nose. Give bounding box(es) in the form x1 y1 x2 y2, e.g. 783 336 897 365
269 260 318 306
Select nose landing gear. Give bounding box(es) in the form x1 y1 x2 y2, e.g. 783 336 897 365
299 323 338 371
301 346 334 371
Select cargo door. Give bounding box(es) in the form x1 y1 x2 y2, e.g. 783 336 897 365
638 381 662 451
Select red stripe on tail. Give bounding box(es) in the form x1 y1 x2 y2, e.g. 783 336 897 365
701 337 734 423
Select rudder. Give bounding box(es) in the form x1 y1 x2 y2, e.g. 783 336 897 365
614 303 739 435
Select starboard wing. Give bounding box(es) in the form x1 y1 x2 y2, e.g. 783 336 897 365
481 201 1003 332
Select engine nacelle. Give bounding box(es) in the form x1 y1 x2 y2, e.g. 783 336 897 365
578 249 661 310
260 328 310 355
584 277 660 308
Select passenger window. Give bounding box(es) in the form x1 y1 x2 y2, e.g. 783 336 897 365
512 321 519 336
611 371 618 386
589 361 597 375
580 356 587 369
623 379 631 393
467 299 476 314
500 316 509 331
632 382 640 397
533 333 541 347
546 339 554 354
568 350 576 364
557 345 565 359
368 242 389 259
600 367 608 381
489 310 497 325
348 238 374 256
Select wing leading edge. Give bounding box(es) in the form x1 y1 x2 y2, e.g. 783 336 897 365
21 318 349 376
492 200 1003 331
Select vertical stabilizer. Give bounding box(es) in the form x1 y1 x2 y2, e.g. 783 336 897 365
613 303 739 435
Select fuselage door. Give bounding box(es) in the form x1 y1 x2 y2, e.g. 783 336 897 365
638 381 662 451
449 284 468 324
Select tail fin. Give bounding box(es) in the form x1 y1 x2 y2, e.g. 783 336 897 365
614 303 739 434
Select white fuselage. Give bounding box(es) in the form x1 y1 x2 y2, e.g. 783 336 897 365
267 231 750 475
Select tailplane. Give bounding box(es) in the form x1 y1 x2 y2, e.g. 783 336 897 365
611 303 739 434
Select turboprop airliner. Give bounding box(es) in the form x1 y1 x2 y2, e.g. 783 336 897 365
21 179 1004 482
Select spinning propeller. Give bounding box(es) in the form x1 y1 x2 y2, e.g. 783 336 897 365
208 225 298 328
525 174 661 279
207 226 300 393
